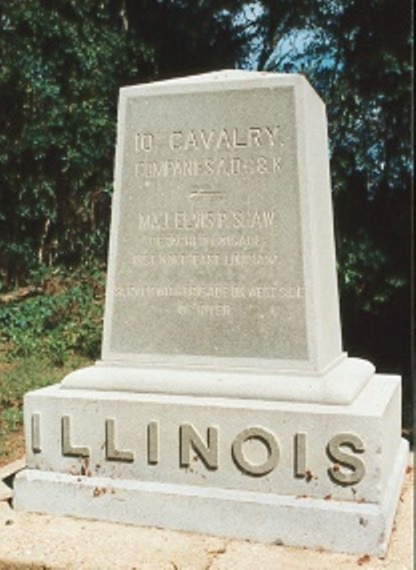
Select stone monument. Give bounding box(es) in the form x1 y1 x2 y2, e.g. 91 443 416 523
15 70 408 555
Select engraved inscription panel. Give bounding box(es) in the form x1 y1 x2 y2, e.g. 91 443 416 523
109 88 307 360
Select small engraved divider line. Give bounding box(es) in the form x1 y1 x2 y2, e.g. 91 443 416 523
189 189 225 199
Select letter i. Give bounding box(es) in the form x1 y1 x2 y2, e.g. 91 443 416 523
294 432 307 477
148 421 160 465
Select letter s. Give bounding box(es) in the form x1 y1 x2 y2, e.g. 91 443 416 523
326 433 366 486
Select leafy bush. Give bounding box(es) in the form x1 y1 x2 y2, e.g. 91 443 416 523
0 265 105 365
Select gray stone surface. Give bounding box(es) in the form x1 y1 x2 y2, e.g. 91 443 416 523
22 375 402 503
63 70 369 404
16 373 409 554
14 70 408 557
14 432 409 556
62 355 374 404
2 456 414 569
102 70 341 373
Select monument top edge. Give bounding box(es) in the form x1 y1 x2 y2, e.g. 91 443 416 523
119 69 319 99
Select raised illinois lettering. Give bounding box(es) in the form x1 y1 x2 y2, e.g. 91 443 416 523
105 418 134 462
147 421 160 465
326 433 366 485
31 412 41 454
61 415 90 458
294 432 307 477
56 415 367 486
180 424 218 470
232 427 280 476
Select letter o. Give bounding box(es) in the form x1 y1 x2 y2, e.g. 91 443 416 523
232 427 279 476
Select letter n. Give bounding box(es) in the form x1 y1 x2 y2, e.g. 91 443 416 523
180 424 218 470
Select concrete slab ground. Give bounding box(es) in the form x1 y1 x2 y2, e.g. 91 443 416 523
0 455 413 570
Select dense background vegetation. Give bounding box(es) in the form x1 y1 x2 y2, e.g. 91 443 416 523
0 0 412 454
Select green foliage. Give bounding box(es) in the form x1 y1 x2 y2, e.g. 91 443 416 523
0 266 105 364
0 0 154 289
0 352 91 456
121 0 250 78
254 0 411 380
0 265 102 456
0 0 251 290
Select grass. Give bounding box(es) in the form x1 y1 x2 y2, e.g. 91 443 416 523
0 347 93 463
0 265 104 464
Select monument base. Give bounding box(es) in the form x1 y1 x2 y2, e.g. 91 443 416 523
15 440 408 556
61 355 374 405
14 374 408 555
